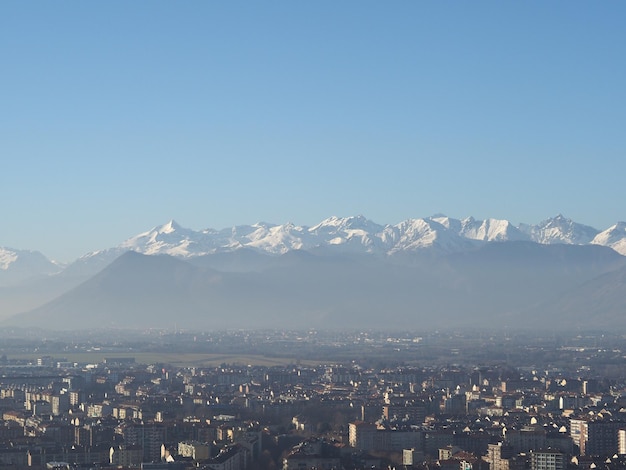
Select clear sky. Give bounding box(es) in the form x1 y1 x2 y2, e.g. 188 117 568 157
2 2 625 262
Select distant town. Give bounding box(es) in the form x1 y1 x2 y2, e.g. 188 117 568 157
0 329 624 469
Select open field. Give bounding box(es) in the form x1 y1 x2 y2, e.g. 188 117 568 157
7 352 320 368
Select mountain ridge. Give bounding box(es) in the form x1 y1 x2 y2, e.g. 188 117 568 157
2 214 626 315
67 214 626 278
3 215 625 276
9 242 626 331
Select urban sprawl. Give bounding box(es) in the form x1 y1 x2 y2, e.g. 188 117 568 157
0 329 625 470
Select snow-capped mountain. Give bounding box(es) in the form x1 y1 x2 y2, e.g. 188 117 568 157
100 216 488 260
383 218 479 254
119 219 234 256
457 217 529 242
520 214 600 245
309 215 386 253
0 247 62 286
238 222 309 254
591 222 626 256
0 248 18 271
8 214 626 284
71 214 626 270
5 213 626 329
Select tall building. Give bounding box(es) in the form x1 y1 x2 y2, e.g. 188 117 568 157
109 445 143 467
619 429 626 456
580 419 624 457
349 422 377 451
383 404 426 424
118 423 167 462
178 441 210 461
485 443 514 470
530 450 565 470
505 425 547 454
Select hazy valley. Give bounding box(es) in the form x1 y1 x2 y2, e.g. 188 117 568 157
2 214 626 331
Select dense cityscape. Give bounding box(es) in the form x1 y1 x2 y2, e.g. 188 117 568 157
0 329 625 470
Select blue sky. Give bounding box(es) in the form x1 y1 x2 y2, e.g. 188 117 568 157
2 2 625 261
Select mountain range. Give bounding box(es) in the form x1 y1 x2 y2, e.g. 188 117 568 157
2 214 626 331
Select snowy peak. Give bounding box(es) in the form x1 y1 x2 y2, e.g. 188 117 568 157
0 247 60 272
426 216 528 242
591 222 626 255
429 215 462 233
389 218 442 250
17 213 626 282
385 218 478 254
7 214 626 293
102 215 626 260
459 217 528 242
0 247 18 270
523 214 600 245
244 222 308 254
120 220 211 257
0 247 61 286
593 221 626 243
156 219 182 234
310 215 383 233
308 215 385 253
